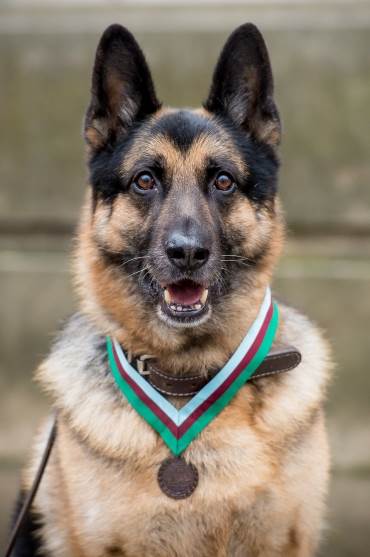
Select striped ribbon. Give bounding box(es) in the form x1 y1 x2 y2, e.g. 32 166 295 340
107 288 279 455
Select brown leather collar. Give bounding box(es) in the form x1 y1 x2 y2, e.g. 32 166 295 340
142 346 301 398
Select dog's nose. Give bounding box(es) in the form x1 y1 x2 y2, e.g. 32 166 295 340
166 232 210 271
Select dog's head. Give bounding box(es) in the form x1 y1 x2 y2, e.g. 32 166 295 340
77 23 284 341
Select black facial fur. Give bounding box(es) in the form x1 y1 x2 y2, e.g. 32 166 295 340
228 124 280 205
150 110 216 153
89 141 128 205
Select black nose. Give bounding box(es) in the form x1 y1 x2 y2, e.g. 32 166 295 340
166 232 210 271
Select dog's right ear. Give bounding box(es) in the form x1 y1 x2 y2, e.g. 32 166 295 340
84 24 160 152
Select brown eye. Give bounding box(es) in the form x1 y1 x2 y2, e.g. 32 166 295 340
134 172 155 191
214 173 235 193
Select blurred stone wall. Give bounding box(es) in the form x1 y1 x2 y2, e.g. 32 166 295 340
1 2 369 555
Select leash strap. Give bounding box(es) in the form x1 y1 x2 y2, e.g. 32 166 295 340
4 414 57 557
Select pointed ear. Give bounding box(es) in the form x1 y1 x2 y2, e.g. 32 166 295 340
84 24 161 151
204 23 280 147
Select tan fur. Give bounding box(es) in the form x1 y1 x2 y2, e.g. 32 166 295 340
24 103 331 556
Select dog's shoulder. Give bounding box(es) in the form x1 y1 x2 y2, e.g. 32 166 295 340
36 313 158 460
37 312 108 391
278 301 332 390
36 312 119 427
252 301 333 439
51 312 106 360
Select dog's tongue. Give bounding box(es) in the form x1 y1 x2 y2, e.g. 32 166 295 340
167 280 203 305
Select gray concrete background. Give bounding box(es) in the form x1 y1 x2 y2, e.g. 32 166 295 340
1 2 370 555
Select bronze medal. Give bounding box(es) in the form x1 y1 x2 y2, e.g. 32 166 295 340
158 457 199 500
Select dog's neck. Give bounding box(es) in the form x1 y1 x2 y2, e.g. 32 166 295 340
102 282 271 377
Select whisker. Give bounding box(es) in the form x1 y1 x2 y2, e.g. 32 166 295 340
213 268 227 293
220 254 253 258
221 254 254 262
221 258 252 266
117 257 149 272
119 255 149 267
228 263 252 268
221 254 247 258
126 268 148 279
99 247 146 258
140 269 151 283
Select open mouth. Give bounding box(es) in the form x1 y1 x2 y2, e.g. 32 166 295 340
160 279 210 324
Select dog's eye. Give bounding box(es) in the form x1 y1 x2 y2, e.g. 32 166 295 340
132 172 156 192
214 173 235 193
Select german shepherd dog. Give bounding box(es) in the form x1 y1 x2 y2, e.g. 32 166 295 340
15 23 331 557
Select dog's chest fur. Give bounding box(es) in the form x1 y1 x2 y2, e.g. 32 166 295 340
27 306 330 557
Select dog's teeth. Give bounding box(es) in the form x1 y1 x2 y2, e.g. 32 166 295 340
177 305 183 312
194 303 201 310
200 289 209 305
164 289 171 304
170 304 177 310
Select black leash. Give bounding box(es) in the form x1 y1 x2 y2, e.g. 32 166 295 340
4 414 57 557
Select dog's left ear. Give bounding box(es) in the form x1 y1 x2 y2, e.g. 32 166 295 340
204 23 280 147
84 24 160 151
